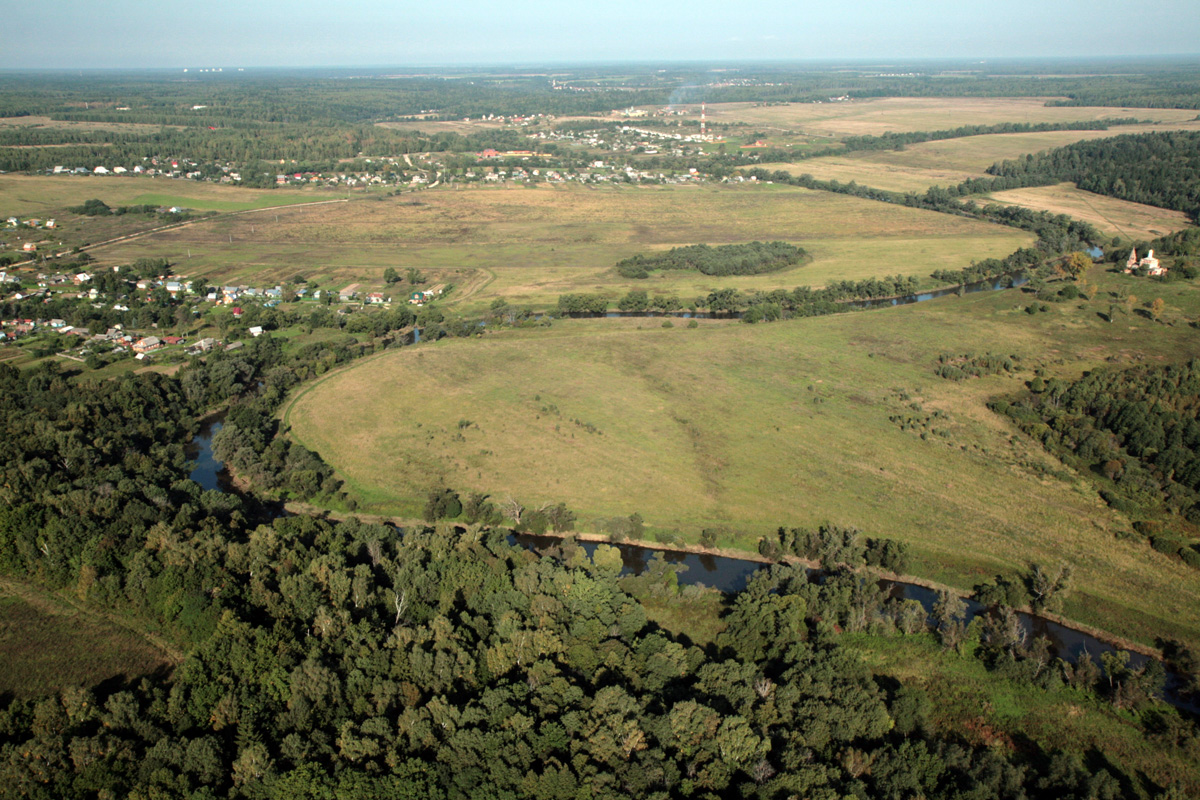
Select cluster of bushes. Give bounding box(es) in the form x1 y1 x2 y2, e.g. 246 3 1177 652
760 524 911 574
556 293 610 315
935 352 1019 381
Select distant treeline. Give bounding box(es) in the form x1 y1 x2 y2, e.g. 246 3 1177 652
0 123 541 176
615 241 806 279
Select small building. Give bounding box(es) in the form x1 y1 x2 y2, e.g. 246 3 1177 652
248 326 265 337
22 243 37 252
133 336 163 354
1125 248 1167 277
189 337 218 354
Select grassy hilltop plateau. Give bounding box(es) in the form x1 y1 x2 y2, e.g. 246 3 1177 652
3 62 1200 797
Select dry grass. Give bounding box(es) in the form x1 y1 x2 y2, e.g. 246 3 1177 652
762 122 1200 194
693 98 1199 138
89 183 1032 308
0 115 182 134
0 578 174 697
985 183 1193 239
0 174 321 214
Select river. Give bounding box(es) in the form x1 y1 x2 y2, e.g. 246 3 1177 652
189 312 1199 711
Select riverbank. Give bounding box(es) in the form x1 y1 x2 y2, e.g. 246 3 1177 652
281 499 1161 661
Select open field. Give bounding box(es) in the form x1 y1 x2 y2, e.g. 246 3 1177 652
761 121 1200 194
985 183 1193 240
89 183 1033 308
0 578 174 697
0 174 325 215
287 264 1200 649
0 115 183 135
694 98 1200 138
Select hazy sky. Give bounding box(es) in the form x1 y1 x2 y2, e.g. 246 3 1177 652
3 0 1199 69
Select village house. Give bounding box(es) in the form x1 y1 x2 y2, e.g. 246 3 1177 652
188 337 218 354
132 336 163 354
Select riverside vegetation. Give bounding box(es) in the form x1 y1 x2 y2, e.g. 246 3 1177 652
5 64 1200 797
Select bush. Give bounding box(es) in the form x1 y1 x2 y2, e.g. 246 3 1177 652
423 488 462 522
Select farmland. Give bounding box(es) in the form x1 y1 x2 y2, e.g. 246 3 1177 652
760 122 1200 194
696 98 1200 137
286 263 1200 649
86 183 1033 309
986 182 1194 239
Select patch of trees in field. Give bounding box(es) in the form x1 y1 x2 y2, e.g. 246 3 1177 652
739 167 1101 286
934 352 1020 381
615 241 806 279
994 359 1200 562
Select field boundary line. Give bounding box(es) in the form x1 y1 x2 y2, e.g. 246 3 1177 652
0 575 186 664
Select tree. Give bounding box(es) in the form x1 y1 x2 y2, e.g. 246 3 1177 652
932 590 968 651
1150 297 1165 321
1059 251 1092 279
1025 562 1072 612
383 267 400 284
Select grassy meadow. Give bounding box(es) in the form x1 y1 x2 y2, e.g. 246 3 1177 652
286 263 1200 649
87 183 1032 308
0 174 326 214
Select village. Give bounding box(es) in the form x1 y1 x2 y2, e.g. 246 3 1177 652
0 258 443 372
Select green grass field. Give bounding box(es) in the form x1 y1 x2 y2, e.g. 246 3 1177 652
87 183 1033 309
286 265 1200 650
0 579 174 697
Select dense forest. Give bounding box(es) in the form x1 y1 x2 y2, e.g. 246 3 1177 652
994 360 1200 562
615 242 807 279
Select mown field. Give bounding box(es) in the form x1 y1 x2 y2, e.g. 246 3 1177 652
985 183 1193 240
89 183 1032 308
761 122 1200 195
286 264 1200 649
0 578 174 697
696 98 1200 137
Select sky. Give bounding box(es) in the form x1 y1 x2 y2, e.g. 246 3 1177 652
3 0 1199 70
